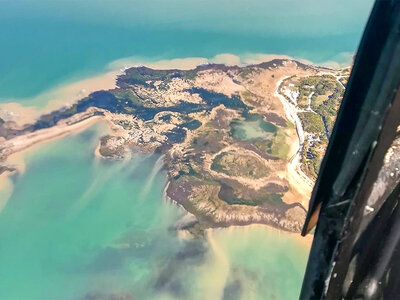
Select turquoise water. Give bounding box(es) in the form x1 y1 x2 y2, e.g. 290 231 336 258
0 1 375 298
0 124 309 299
213 227 310 299
0 0 374 101
231 114 276 141
0 124 181 299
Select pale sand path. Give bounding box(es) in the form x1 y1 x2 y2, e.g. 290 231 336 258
274 76 314 208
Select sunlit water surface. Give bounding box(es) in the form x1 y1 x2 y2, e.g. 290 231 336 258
0 0 374 102
0 124 309 299
0 0 376 298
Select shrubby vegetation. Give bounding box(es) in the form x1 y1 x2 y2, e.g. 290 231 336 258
211 151 270 179
267 129 290 160
281 74 347 179
301 140 322 179
299 112 324 134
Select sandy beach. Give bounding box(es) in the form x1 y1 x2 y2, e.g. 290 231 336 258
0 112 106 212
0 52 331 128
1 111 103 158
211 223 314 248
0 54 345 235
0 70 120 127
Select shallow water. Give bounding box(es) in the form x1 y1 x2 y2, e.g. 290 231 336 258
231 114 276 141
0 124 309 299
211 227 310 300
0 1 375 298
0 0 374 102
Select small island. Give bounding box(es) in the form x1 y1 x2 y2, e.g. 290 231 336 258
0 59 349 233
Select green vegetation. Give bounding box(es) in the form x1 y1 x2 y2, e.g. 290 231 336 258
240 90 258 107
293 75 344 114
298 75 343 133
339 76 349 86
280 74 348 179
253 139 271 153
237 67 257 79
221 191 284 206
211 151 269 179
268 128 290 160
122 67 180 86
240 90 255 100
296 88 312 110
112 89 143 107
299 112 324 134
191 127 225 154
173 163 200 180
301 140 323 180
181 70 198 80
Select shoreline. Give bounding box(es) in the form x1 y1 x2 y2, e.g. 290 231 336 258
0 53 349 128
0 55 347 235
274 76 314 207
0 70 120 127
0 113 107 213
208 223 313 248
1 110 104 159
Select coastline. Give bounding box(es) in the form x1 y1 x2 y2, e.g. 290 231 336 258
0 54 349 234
0 70 120 127
1 111 104 159
274 76 314 207
208 223 313 248
0 114 107 213
0 52 347 128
